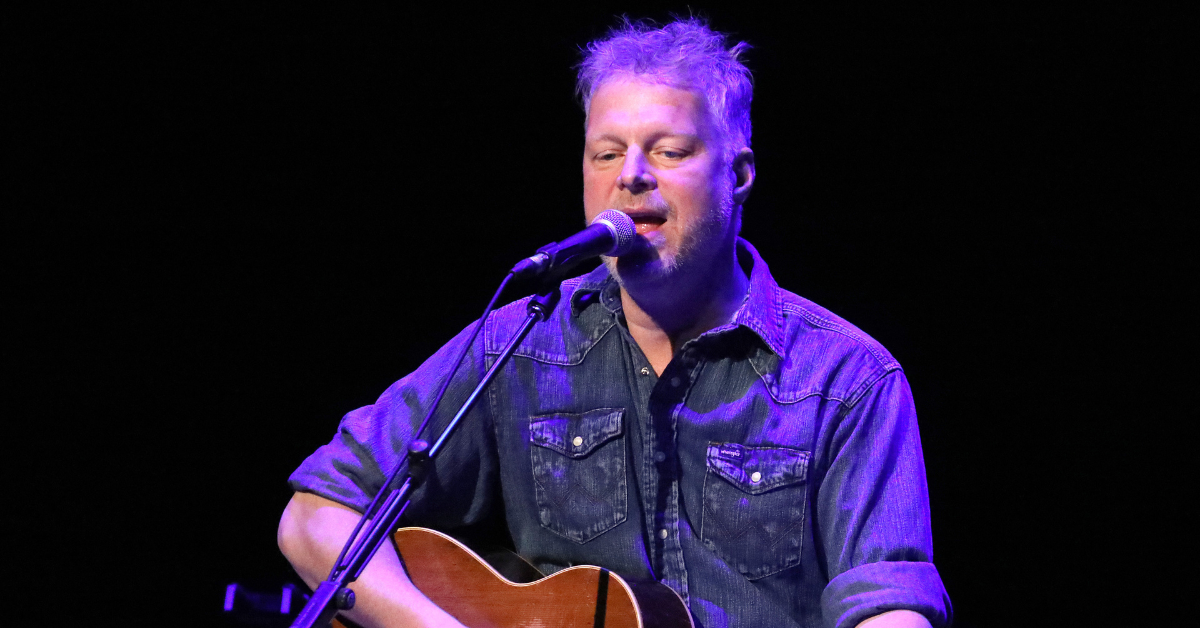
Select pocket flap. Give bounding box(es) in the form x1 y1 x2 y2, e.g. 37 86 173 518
530 408 624 458
706 443 809 495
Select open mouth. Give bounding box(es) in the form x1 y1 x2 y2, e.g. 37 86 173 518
628 214 666 235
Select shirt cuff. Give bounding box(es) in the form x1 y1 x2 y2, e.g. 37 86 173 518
820 561 952 628
287 447 380 513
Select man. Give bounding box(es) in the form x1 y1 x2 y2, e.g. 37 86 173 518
279 18 951 628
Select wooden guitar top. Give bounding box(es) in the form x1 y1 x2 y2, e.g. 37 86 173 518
331 527 693 628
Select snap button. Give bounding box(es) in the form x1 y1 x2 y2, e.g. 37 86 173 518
572 436 583 447
750 471 762 483
640 367 650 376
659 529 668 539
654 451 666 462
670 376 681 387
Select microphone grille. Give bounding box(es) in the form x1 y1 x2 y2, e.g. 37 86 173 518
592 209 637 256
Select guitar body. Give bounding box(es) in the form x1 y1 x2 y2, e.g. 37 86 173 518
333 527 693 628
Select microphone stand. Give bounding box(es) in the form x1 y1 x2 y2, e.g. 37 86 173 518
289 285 561 628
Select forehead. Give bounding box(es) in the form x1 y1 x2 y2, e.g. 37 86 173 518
585 77 715 138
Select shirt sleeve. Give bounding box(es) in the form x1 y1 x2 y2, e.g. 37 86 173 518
815 369 952 628
287 320 501 529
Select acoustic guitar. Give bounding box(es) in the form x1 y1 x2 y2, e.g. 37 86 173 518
333 527 693 628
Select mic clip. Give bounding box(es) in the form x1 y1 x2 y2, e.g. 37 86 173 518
509 244 556 280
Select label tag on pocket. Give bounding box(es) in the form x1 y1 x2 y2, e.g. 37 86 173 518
717 443 743 463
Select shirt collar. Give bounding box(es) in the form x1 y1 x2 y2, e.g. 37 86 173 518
729 238 787 357
570 263 622 316
568 238 788 357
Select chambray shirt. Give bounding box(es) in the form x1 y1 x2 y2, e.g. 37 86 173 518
290 239 951 628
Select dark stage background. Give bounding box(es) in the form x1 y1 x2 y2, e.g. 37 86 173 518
11 4 1194 627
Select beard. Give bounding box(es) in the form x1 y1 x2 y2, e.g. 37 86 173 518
603 171 737 289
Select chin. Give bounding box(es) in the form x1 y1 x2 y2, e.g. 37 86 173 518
604 248 679 288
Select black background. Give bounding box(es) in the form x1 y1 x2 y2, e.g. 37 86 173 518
10 3 1195 626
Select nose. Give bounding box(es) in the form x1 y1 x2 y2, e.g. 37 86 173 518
618 147 656 194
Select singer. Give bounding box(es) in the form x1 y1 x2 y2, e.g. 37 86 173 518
279 17 950 628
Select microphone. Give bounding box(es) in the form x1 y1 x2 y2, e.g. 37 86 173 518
510 210 637 280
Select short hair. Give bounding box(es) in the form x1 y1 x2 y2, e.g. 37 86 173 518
576 17 754 153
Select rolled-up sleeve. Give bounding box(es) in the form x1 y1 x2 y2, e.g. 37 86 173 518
287 321 500 528
816 370 952 627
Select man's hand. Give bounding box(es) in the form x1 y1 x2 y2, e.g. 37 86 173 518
277 491 467 628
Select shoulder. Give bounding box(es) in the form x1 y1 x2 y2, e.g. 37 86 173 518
481 270 618 366
740 241 902 408
774 287 901 405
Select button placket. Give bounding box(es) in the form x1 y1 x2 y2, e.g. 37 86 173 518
657 459 688 603
645 378 678 585
655 366 690 604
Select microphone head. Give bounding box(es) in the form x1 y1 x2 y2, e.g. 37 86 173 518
591 209 637 256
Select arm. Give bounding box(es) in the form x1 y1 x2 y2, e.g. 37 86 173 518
856 610 934 628
278 491 466 628
283 320 503 627
816 370 951 627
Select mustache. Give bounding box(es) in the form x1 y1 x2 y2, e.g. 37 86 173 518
608 191 672 214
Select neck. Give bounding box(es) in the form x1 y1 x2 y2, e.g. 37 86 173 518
618 239 749 375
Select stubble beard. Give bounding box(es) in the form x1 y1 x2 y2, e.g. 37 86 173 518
603 172 737 292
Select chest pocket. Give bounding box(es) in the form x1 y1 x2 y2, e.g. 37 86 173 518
700 442 810 579
529 408 628 543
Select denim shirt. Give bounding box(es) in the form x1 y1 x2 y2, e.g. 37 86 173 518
290 239 951 628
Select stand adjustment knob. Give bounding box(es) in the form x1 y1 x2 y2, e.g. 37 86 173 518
335 587 356 611
408 439 431 485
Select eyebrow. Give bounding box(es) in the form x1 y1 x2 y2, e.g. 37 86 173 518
586 132 702 145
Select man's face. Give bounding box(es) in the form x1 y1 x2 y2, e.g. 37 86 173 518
583 77 739 287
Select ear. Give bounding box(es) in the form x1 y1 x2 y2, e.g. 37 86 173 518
731 147 755 206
